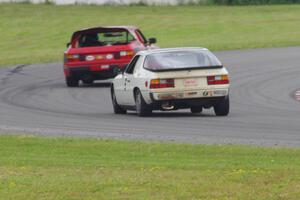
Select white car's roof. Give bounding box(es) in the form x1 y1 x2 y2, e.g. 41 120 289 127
138 47 208 56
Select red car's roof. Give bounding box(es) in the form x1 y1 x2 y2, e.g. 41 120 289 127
71 26 138 39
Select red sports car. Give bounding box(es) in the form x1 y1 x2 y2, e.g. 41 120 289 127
63 26 157 87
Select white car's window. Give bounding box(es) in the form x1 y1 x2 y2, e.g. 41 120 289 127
144 50 222 71
125 55 140 74
133 56 144 74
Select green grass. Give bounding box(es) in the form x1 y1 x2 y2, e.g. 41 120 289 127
0 4 300 66
0 135 300 199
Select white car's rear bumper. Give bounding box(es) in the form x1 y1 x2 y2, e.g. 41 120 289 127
150 89 229 101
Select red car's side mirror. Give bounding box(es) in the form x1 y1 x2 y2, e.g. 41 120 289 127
148 38 157 45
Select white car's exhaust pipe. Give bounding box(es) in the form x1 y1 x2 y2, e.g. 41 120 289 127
161 102 175 110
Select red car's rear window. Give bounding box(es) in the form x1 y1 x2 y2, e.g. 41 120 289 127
76 30 135 48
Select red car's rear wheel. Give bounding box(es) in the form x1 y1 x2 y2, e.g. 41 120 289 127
66 76 79 87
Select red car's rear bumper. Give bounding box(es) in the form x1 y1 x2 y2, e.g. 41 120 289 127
64 62 128 80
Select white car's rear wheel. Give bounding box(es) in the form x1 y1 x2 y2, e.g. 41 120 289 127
135 90 152 117
214 96 229 116
111 86 127 114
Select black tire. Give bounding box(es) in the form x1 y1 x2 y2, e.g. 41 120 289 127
135 89 152 117
111 86 127 114
82 79 94 85
66 76 79 87
191 106 203 113
214 96 230 116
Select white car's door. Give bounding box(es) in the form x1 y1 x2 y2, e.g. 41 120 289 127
122 55 143 105
113 73 127 105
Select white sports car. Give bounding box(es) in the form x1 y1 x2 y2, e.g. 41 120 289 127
111 47 230 116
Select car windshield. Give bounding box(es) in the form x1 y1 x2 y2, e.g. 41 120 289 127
79 30 135 47
144 50 222 71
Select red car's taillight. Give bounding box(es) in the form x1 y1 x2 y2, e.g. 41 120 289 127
65 54 80 62
120 50 135 57
150 79 175 89
207 75 229 85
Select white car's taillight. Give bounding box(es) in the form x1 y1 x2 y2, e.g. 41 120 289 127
207 75 229 85
150 79 175 89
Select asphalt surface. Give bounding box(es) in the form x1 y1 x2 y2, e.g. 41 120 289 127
0 47 300 146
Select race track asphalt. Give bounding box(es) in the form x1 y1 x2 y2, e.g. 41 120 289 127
0 47 300 146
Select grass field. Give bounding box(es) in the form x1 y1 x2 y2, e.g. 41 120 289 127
0 135 300 199
0 4 300 66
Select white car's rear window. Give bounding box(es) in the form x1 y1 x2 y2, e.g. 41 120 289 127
144 50 222 71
